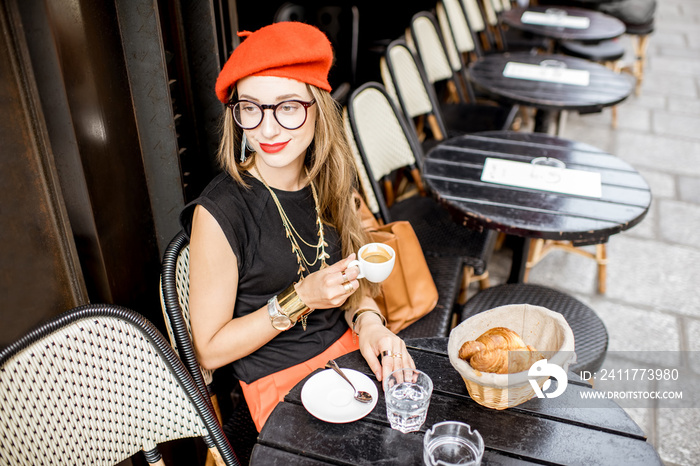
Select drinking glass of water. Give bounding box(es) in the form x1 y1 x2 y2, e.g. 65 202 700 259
423 421 484 466
383 368 433 433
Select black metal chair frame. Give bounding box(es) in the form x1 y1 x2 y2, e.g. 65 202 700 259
0 303 240 466
161 231 258 464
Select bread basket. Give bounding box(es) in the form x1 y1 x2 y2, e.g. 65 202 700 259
448 304 576 409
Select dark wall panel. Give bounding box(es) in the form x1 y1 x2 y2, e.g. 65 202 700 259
0 1 87 347
40 0 161 317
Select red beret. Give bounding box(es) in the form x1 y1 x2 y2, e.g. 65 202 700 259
215 22 333 103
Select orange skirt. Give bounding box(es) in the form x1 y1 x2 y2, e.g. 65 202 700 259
239 328 360 431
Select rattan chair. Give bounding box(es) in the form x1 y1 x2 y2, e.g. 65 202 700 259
461 0 495 52
407 12 519 130
341 107 464 338
381 37 517 151
407 11 467 105
597 0 655 96
160 231 214 410
437 0 484 66
160 232 258 464
346 82 495 303
460 0 548 54
460 283 609 374
0 303 239 466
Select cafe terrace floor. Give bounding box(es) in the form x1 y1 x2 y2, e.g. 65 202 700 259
476 1 700 463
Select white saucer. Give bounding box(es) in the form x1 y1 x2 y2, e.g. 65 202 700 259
301 368 378 423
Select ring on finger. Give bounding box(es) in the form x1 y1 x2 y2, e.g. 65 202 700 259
343 281 353 293
381 350 402 359
341 270 348 282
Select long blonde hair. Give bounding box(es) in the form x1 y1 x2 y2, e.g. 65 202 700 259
217 85 380 310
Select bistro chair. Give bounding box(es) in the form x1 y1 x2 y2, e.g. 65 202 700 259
160 231 216 415
621 20 654 96
437 0 480 68
478 0 506 50
460 283 609 374
346 82 495 304
160 231 258 464
0 303 239 466
462 0 548 53
558 38 626 129
598 0 656 96
382 38 517 152
342 107 464 338
406 12 519 129
407 11 466 104
460 0 494 52
525 236 609 295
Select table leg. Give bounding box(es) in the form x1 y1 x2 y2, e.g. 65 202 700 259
533 109 559 133
507 236 530 284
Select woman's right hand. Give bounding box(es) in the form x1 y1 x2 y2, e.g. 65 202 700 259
294 254 360 310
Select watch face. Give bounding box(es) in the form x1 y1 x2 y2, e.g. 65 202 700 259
272 315 292 330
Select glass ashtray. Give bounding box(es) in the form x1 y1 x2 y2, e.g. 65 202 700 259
545 7 567 17
539 59 567 69
531 157 566 168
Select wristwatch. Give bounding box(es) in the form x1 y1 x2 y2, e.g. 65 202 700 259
267 296 293 331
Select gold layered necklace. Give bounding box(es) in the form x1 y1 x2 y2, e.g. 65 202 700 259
254 165 330 281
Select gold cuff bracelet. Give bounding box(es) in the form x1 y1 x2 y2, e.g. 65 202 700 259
278 283 313 330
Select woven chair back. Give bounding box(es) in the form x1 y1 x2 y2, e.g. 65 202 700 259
379 56 399 106
347 84 418 181
0 304 238 466
382 39 452 142
342 107 381 216
408 14 454 85
383 42 434 119
160 232 214 391
439 0 476 59
482 0 499 26
462 0 486 32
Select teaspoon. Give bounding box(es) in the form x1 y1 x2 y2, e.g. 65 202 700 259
325 359 373 403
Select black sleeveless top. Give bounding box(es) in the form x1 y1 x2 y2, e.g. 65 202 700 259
180 171 347 383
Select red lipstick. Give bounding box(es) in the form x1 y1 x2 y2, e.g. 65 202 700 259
259 141 290 153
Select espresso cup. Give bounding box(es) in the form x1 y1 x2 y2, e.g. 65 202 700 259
348 243 395 283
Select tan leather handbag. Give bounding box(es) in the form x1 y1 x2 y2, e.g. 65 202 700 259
355 194 439 333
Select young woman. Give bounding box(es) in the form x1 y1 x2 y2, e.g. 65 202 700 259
180 21 415 431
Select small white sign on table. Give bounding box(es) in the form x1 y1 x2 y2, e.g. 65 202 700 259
481 158 602 198
503 62 590 86
521 11 591 29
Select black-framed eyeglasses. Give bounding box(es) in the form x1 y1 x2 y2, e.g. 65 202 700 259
226 99 316 130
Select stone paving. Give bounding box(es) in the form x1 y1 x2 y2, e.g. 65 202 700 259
480 1 700 463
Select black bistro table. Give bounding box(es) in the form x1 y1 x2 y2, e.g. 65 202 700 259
422 131 651 283
468 52 633 132
250 338 662 465
500 5 626 43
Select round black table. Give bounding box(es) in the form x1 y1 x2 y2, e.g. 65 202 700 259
250 338 662 465
467 51 634 132
501 5 626 42
422 131 651 283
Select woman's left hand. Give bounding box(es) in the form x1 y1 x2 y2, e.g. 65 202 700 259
356 315 416 381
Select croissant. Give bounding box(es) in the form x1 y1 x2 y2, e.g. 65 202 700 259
459 327 543 374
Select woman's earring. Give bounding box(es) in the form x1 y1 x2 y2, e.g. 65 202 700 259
240 133 249 163
240 133 255 163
